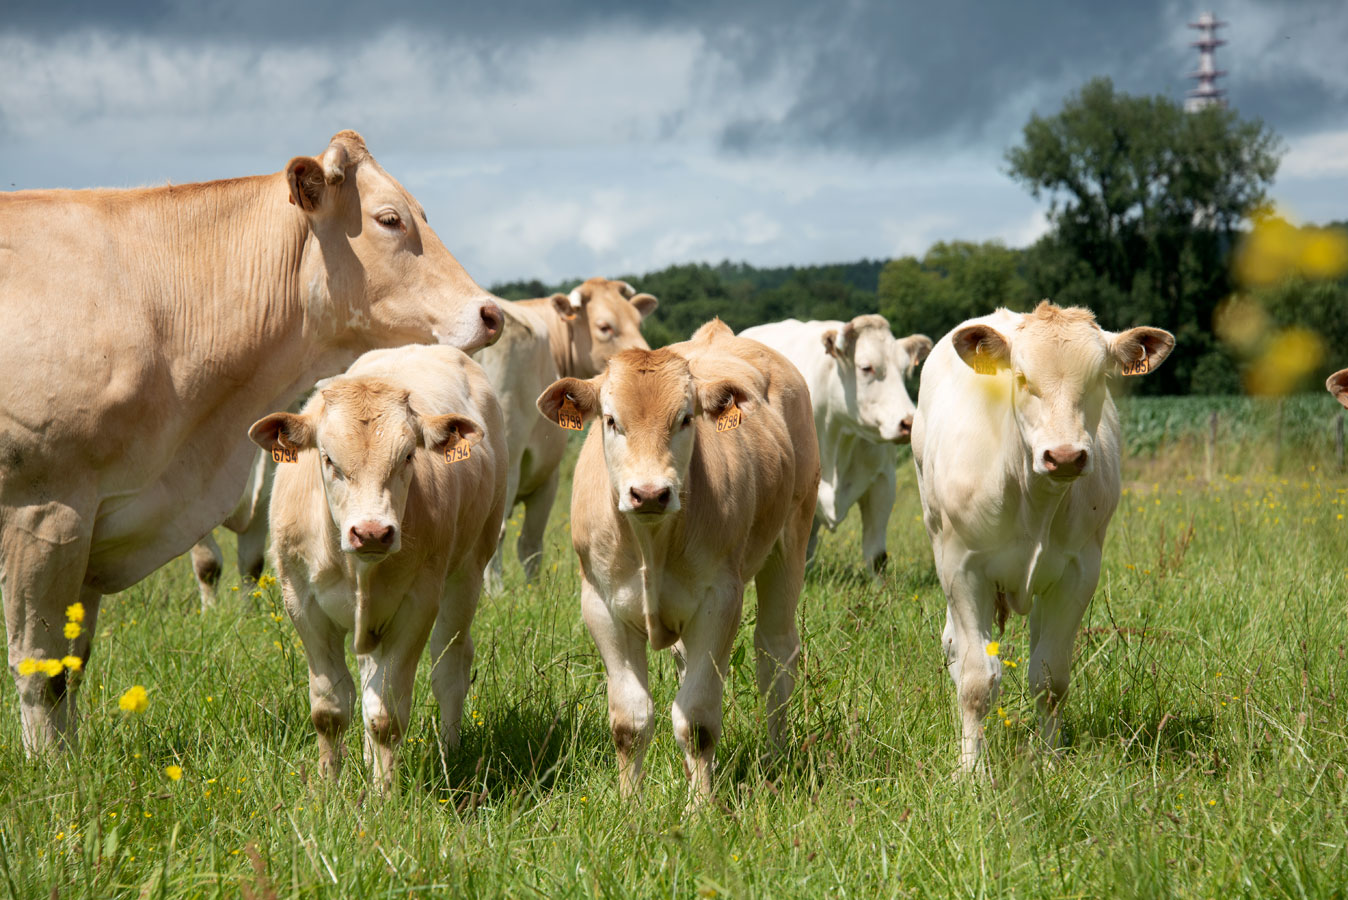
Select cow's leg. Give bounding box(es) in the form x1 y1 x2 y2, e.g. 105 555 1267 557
427 566 482 755
190 535 224 610
234 512 269 585
287 583 355 781
516 466 559 583
752 543 803 752
484 466 521 596
672 584 742 806
581 578 652 798
2 499 97 753
940 563 1001 776
857 469 896 575
357 595 437 794
1028 551 1099 751
804 516 823 566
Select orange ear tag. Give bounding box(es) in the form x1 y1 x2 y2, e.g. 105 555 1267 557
716 398 742 433
272 446 299 463
558 396 584 431
444 434 471 464
1122 357 1149 376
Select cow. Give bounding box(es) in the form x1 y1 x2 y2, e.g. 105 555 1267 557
537 320 819 804
475 278 656 590
911 301 1173 774
741 315 931 573
251 344 506 791
189 450 274 608
0 130 504 752
1328 369 1348 408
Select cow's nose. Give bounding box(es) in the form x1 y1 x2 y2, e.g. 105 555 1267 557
479 300 504 341
349 521 396 551
1043 445 1087 476
895 415 914 443
628 484 672 514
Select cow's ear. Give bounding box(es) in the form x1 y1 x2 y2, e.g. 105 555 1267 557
537 377 601 428
249 412 314 453
900 334 934 375
952 324 1011 375
420 414 484 453
285 157 330 212
550 292 579 322
821 329 843 358
1111 327 1175 377
1328 368 1348 409
698 379 753 419
630 292 658 319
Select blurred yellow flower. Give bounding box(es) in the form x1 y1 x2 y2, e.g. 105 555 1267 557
1235 214 1348 286
165 765 183 782
61 656 82 673
63 621 81 640
39 659 64 678
985 641 1000 657
1244 327 1325 396
65 602 85 623
17 658 39 677
119 685 149 714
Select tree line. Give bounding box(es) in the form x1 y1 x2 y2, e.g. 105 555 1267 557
492 78 1345 396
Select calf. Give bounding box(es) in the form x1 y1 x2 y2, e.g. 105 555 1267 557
476 278 656 589
742 315 931 572
251 344 506 790
1328 369 1348 408
912 301 1172 773
538 320 819 802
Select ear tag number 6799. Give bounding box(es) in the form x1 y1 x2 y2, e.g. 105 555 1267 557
558 396 584 431
716 398 741 433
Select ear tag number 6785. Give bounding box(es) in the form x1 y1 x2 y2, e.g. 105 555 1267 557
1122 357 1149 376
716 398 741 433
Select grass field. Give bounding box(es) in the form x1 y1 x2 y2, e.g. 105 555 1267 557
2 396 1347 898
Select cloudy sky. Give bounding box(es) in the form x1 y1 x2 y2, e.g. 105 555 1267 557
3 0 1345 287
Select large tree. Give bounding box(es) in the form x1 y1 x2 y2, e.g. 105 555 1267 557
1006 77 1282 393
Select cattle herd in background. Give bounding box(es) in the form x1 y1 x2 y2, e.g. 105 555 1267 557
1 130 1343 799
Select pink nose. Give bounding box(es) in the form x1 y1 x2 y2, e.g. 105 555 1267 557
480 300 504 340
1042 445 1087 476
895 415 914 443
348 521 395 551
628 484 672 514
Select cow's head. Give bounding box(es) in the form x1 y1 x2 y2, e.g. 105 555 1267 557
537 348 750 519
249 378 482 558
951 301 1173 481
1328 368 1348 410
822 314 932 443
285 130 503 354
550 278 658 377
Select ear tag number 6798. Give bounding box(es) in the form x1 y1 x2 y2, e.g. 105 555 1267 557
558 396 584 431
716 398 742 433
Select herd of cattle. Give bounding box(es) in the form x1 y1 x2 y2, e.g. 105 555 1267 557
4 131 1347 800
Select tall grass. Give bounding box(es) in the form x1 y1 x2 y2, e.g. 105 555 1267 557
1 396 1346 898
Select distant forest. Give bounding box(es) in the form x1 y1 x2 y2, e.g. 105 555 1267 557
493 78 1347 396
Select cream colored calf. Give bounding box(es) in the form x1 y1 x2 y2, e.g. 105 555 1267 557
913 301 1173 774
253 345 506 791
538 320 819 803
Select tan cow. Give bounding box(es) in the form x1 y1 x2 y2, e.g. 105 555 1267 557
913 301 1173 774
0 130 503 752
1328 368 1348 408
252 344 506 791
189 450 274 607
537 320 819 803
475 277 656 589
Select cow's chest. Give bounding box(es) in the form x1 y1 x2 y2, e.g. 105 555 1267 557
305 562 417 636
606 568 725 643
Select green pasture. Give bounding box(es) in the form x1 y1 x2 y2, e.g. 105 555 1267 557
1 396 1346 898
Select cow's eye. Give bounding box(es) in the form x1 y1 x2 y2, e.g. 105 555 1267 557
597 323 614 338
860 365 875 377
405 451 415 464
604 416 615 430
680 414 693 428
322 454 344 480
376 211 403 230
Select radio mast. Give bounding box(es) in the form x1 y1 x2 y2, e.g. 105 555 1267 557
1185 12 1227 112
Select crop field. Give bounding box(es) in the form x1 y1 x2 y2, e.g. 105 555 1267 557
1 396 1347 898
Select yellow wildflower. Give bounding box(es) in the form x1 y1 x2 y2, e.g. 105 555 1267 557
61 656 82 673
64 621 81 640
985 641 1000 657
119 685 149 713
39 659 64 678
165 765 183 782
65 602 85 623
17 658 39 677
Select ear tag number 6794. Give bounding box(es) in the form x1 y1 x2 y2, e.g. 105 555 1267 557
272 446 299 463
444 436 471 464
716 398 741 433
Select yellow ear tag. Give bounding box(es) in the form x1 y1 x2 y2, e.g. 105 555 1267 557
971 353 998 376
272 445 299 463
444 432 471 464
716 398 742 433
558 396 584 431
1122 357 1149 376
